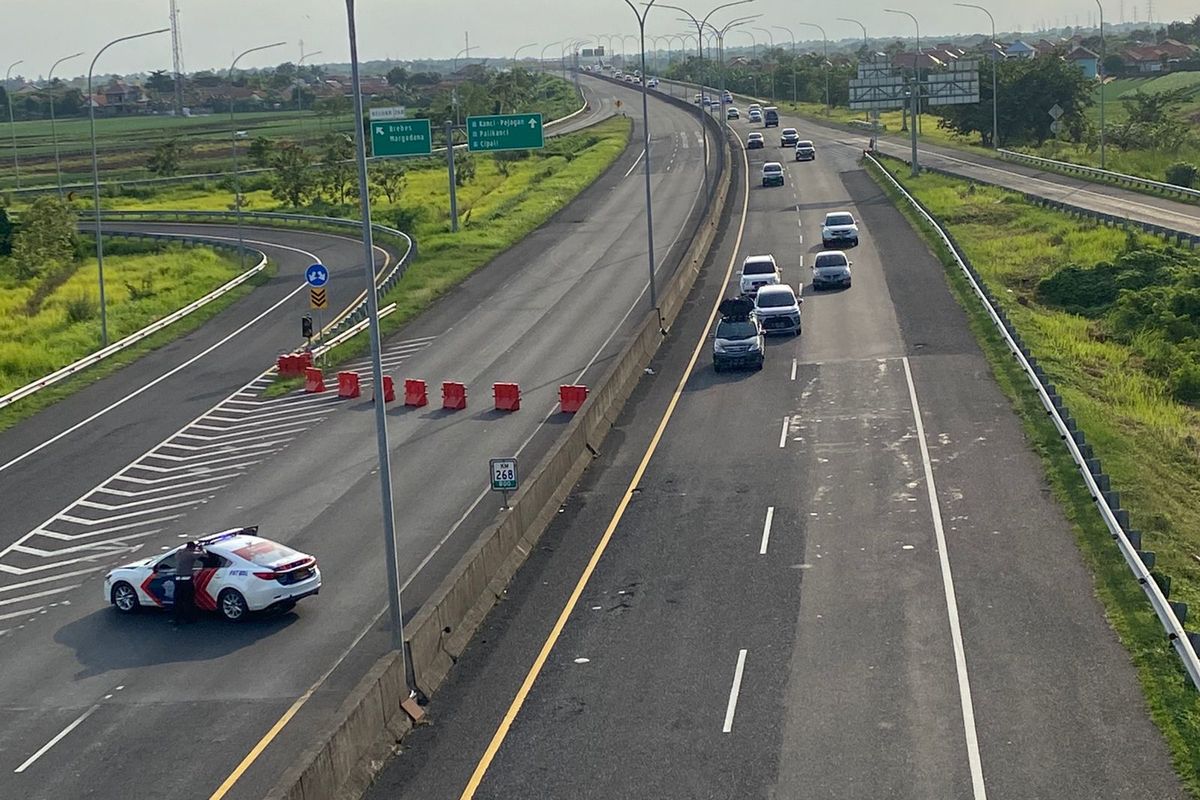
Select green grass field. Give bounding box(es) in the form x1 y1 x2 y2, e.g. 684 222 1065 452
0 245 243 396
871 156 1200 791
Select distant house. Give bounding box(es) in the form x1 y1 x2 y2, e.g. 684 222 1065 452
891 51 947 71
1066 45 1100 78
1120 39 1199 73
90 80 148 115
1005 40 1038 59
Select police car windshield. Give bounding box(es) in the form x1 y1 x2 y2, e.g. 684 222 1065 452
717 320 757 339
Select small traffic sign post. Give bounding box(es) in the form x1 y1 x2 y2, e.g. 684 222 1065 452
310 287 328 310
371 119 433 157
489 457 519 509
466 113 545 153
306 264 329 287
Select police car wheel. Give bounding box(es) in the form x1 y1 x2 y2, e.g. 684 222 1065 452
111 582 140 613
219 589 250 622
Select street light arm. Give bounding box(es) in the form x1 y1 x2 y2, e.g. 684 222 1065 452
230 41 288 75
48 53 85 80
772 26 796 54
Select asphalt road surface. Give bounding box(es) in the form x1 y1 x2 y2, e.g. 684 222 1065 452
366 97 1188 799
0 75 712 800
666 80 1200 237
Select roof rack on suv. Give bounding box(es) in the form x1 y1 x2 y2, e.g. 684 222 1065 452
718 296 755 321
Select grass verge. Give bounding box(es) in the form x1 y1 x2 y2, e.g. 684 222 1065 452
866 154 1200 794
0 256 274 433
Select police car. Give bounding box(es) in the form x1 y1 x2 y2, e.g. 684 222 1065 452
103 527 321 621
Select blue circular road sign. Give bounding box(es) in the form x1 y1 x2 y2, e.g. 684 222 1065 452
305 264 329 288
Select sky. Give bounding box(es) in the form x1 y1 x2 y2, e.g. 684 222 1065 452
1 0 1196 80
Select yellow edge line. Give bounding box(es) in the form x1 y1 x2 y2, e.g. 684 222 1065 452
208 685 318 800
458 134 752 799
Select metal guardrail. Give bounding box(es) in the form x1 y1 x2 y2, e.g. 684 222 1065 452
996 149 1200 202
866 151 1200 690
0 235 268 411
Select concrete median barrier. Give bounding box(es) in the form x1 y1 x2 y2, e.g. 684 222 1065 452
265 77 734 800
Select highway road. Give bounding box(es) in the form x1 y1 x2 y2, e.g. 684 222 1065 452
0 74 712 799
669 81 1200 238
366 99 1189 798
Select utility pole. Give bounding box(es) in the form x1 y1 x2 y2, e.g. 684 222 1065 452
170 0 186 115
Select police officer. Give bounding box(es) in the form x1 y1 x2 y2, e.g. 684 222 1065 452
173 541 203 625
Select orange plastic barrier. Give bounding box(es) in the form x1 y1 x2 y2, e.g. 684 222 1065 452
558 384 588 413
380 375 395 403
493 382 521 412
404 379 428 407
337 371 360 399
304 367 325 393
442 381 467 410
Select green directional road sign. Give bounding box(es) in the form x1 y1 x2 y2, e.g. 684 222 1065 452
466 113 545 153
371 119 432 157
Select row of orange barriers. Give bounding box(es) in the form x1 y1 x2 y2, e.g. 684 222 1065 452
299 369 589 414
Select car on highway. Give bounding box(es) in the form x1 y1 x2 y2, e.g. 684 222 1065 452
648 77 659 87
694 92 703 104
761 161 785 187
753 284 803 335
727 106 740 119
722 90 733 103
748 108 763 123
748 102 762 115
794 140 816 161
780 127 799 147
713 297 765 372
104 526 321 621
747 131 764 149
764 106 780 127
811 250 853 290
739 253 782 296
821 211 860 248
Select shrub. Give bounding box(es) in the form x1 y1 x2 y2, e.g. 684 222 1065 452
64 294 97 323
392 205 426 232
1169 363 1200 405
1165 161 1198 189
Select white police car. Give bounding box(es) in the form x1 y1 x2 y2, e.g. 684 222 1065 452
103 527 321 621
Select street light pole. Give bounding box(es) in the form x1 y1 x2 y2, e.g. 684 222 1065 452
954 4 998 148
753 27 775 101
230 41 286 269
654 0 756 197
1096 0 1106 168
512 42 537 71
540 40 562 71
343 0 408 665
297 46 324 113
5 60 23 190
88 29 169 349
837 18 869 120
620 0 661 326
885 8 921 176
773 26 797 101
47 52 84 198
797 22 829 111
452 45 476 125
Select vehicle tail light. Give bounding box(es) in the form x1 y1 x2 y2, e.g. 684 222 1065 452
253 571 278 580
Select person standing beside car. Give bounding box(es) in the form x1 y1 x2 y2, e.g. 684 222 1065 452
173 541 204 625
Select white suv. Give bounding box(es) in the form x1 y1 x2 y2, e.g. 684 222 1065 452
739 254 781 297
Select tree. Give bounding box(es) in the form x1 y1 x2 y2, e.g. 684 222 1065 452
145 69 175 94
9 197 77 280
386 66 410 88
270 142 316 208
369 160 407 203
247 136 274 169
316 94 352 122
0 204 13 257
320 133 355 205
147 136 186 177
935 56 1093 147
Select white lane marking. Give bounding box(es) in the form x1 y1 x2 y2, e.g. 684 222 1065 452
759 507 774 555
623 148 647 178
779 417 789 449
722 649 748 733
0 585 78 607
0 272 312 476
0 567 105 593
0 606 44 620
901 356 988 799
790 358 797 381
13 685 123 773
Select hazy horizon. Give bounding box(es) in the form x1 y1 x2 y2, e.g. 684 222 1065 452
2 0 1196 81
